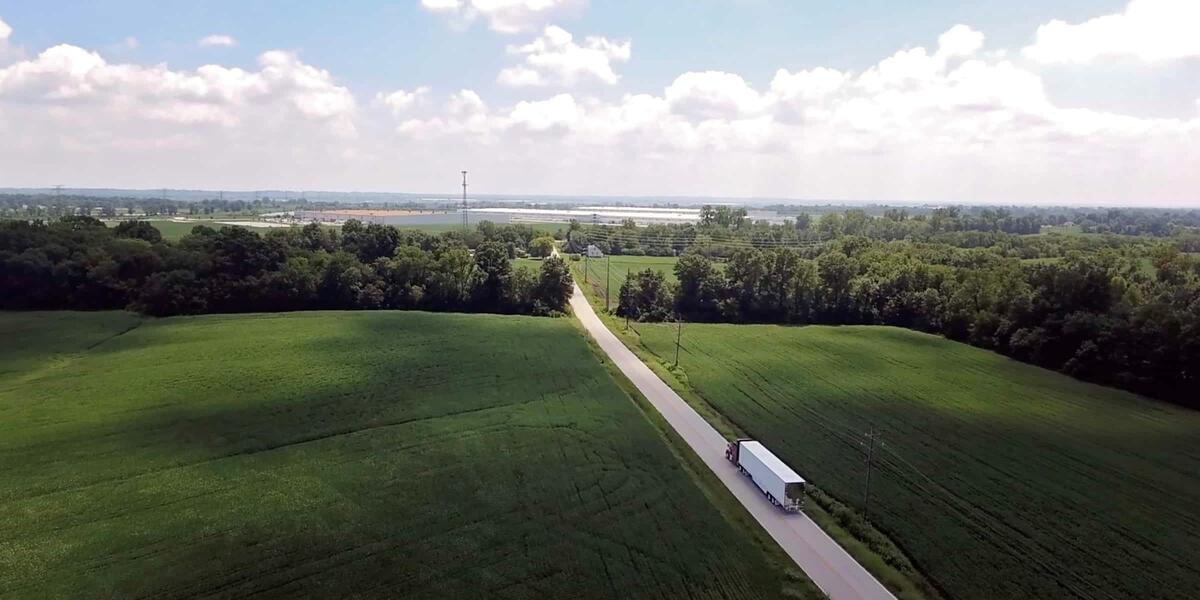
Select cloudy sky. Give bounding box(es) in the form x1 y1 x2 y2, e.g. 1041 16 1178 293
0 0 1197 204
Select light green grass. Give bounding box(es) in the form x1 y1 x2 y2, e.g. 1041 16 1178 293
570 255 681 312
104 219 272 241
103 219 207 240
0 311 801 600
393 222 564 235
578 306 937 600
628 322 1200 600
1036 224 1084 235
512 257 545 272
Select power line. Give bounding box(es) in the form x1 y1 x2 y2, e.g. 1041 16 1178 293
673 315 683 368
863 429 880 521
606 254 612 313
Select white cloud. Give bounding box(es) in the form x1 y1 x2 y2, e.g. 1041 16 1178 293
199 34 237 48
498 26 629 87
665 71 767 120
420 0 580 34
1024 0 1200 64
510 93 581 131
374 23 1199 203
0 44 355 132
120 36 139 50
376 86 430 115
0 16 19 64
936 24 985 61
1 17 1197 204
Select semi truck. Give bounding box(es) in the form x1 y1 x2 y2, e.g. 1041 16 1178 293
725 439 806 512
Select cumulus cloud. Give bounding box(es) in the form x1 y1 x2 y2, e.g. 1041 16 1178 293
0 16 18 63
498 25 629 87
0 44 355 133
1023 0 1200 64
199 34 237 48
420 0 580 34
376 23 1198 202
665 71 767 120
1 14 1197 203
376 86 430 115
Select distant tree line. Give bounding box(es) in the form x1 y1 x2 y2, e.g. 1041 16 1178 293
616 238 1200 408
566 206 1200 259
0 217 573 317
0 193 458 220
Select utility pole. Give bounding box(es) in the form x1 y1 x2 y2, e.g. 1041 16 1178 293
605 254 611 313
584 249 589 284
461 170 469 233
863 430 880 521
673 316 683 368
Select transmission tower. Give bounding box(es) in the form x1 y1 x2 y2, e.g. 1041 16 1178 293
461 170 469 232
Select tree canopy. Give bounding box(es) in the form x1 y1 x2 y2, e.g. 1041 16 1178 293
0 219 573 318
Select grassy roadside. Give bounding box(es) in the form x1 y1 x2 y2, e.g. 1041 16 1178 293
567 316 824 600
571 285 942 600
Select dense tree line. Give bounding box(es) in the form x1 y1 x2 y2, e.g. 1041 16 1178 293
0 217 573 318
617 238 1200 408
567 206 1200 259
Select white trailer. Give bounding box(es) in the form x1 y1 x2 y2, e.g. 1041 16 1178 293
725 439 805 512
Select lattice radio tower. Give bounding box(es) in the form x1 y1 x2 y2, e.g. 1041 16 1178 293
461 170 469 232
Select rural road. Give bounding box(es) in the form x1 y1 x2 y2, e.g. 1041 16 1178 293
567 281 896 600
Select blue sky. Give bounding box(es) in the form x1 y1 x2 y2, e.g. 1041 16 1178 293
0 0 1136 99
0 0 1197 204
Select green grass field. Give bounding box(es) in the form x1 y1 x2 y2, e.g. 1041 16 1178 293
103 219 280 241
0 310 808 599
399 221 564 235
628 323 1200 600
570 255 682 311
103 219 211 240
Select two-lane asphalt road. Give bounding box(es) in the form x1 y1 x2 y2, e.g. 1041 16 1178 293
569 283 895 600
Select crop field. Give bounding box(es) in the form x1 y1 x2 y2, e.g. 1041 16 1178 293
103 219 214 240
103 219 288 241
388 221 564 235
570 255 682 311
630 323 1200 600
0 311 800 599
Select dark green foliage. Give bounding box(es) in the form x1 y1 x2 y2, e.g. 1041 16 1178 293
615 269 674 322
534 257 573 314
112 219 162 243
0 219 572 318
528 235 555 258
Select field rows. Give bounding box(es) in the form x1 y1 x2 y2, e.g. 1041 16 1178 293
631 322 1200 600
0 311 796 599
